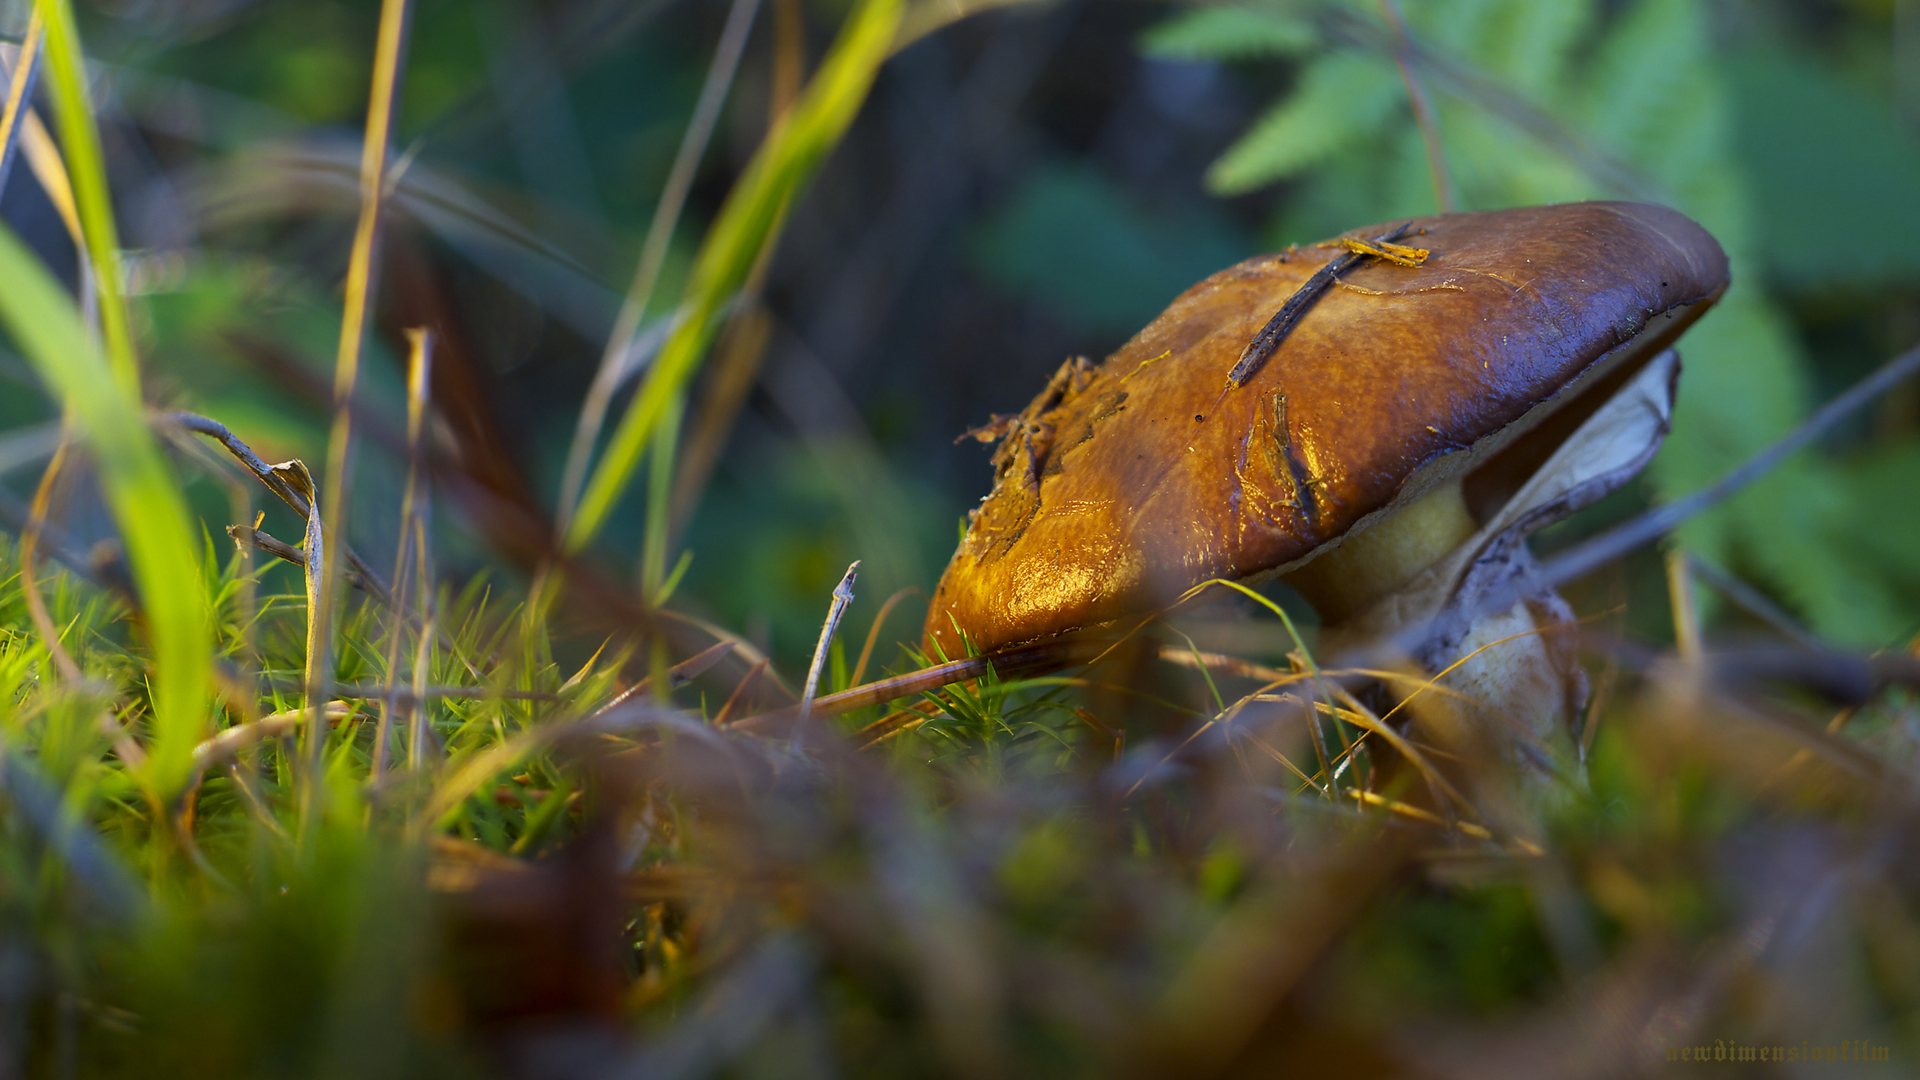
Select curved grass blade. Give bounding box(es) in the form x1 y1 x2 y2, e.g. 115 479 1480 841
0 10 42 198
563 0 904 553
0 225 209 797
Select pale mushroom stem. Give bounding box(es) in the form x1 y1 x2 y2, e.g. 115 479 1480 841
1284 478 1581 769
1283 482 1477 621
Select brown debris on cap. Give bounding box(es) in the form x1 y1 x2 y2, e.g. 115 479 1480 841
924 202 1730 658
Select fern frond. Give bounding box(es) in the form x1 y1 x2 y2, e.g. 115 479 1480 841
1139 6 1318 62
1578 0 1720 176
1472 0 1593 98
1206 50 1403 194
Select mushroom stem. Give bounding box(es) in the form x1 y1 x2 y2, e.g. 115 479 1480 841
1285 479 1581 766
1424 586 1584 760
1283 480 1478 622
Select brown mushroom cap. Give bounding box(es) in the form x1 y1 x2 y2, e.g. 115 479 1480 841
925 201 1730 657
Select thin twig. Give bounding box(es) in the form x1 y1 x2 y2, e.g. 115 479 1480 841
169 413 392 604
224 524 380 595
1318 6 1663 202
795 561 860 745
733 638 1101 732
178 409 483 689
1378 0 1456 212
1224 222 1417 392
1538 340 1920 595
1386 339 1920 661
1685 553 1823 652
189 702 356 785
593 640 736 716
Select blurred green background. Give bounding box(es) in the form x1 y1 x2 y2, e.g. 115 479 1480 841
2 0 1915 668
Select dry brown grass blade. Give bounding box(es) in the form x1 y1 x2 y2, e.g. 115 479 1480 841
271 460 330 786
712 658 770 727
225 525 381 597
731 638 1104 732
594 640 736 717
185 411 492 690
189 702 356 788
21 425 81 684
849 587 924 687
854 707 929 749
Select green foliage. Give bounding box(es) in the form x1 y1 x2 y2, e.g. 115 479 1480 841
912 666 1088 771
1138 6 1317 63
1206 50 1406 194
0 225 210 799
0 0 1914 1072
1144 0 1920 644
1727 49 1920 293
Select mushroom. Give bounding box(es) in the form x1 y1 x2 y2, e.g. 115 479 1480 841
925 202 1729 751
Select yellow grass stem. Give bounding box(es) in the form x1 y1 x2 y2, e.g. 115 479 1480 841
33 0 135 392
309 0 414 832
0 11 41 194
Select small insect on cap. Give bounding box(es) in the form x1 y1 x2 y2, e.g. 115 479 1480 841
925 201 1730 658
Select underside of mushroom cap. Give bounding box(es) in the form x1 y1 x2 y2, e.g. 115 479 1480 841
925 201 1730 657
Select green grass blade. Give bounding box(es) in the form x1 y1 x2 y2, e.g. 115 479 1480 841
563 0 904 553
0 225 208 797
34 0 138 394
